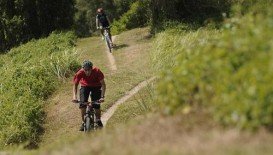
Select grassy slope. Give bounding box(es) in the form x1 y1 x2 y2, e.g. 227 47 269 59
106 80 156 129
19 27 154 153
10 27 273 155
0 32 78 149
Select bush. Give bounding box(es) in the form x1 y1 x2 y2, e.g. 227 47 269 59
0 0 75 52
111 0 150 35
149 0 232 33
0 31 80 148
152 3 273 130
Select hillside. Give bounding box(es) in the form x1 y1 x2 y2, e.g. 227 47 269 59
36 27 154 151
1 1 273 154
1 27 267 155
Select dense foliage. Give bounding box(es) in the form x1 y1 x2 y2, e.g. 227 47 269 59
149 0 232 33
111 1 150 35
1 1 272 149
1 0 236 51
96 0 233 35
152 1 273 130
0 32 80 148
0 0 75 52
74 0 137 37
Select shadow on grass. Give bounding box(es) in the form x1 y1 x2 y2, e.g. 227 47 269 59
143 34 153 40
24 112 46 150
113 44 129 50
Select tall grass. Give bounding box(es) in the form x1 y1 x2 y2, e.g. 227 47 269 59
0 31 80 148
106 81 156 129
152 2 273 130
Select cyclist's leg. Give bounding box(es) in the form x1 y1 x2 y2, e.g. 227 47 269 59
90 87 103 126
103 23 112 43
108 28 113 43
79 86 91 122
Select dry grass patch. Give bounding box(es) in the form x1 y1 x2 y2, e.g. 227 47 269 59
30 113 273 155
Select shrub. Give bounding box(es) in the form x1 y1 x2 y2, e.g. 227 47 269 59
153 3 273 130
111 0 150 35
149 0 232 33
0 31 80 148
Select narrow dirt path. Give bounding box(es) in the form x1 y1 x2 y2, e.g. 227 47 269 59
105 36 117 71
101 77 156 126
40 28 153 148
101 34 155 125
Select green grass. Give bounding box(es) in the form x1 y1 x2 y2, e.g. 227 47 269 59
111 1 149 35
9 21 273 155
76 28 154 112
103 28 154 110
19 27 156 152
35 35 110 149
0 31 79 149
106 81 156 129
3 1 273 153
152 2 273 130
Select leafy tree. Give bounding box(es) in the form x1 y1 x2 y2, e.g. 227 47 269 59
74 0 137 37
0 0 75 52
149 0 232 32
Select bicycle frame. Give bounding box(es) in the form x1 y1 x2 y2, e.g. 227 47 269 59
101 27 112 53
72 100 101 132
103 28 110 38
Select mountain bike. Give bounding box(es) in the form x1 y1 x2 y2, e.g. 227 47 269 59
82 101 101 132
72 100 101 132
100 26 113 53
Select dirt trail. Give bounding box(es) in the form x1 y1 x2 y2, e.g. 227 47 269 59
101 34 155 125
40 28 153 148
105 36 117 71
101 77 156 126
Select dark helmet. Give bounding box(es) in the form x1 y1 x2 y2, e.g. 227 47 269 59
97 8 104 13
82 60 93 69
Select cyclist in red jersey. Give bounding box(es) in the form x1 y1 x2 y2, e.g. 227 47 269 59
72 60 106 131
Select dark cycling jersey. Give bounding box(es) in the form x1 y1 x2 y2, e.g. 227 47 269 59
96 13 109 27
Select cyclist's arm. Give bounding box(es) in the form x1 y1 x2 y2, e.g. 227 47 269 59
73 82 79 101
100 79 106 98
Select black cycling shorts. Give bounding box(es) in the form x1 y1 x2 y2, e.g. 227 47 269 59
101 22 109 28
79 86 101 109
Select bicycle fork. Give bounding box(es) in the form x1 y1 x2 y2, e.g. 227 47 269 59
84 107 96 131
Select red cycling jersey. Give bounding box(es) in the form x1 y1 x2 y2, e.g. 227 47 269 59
73 67 104 87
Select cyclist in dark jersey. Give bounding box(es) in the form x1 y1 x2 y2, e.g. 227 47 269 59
72 60 106 131
96 8 114 47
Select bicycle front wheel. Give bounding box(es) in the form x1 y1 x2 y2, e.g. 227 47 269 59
105 35 112 53
84 117 91 132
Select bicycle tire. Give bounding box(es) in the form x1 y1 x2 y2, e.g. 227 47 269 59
105 35 112 53
93 112 98 130
84 116 91 132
